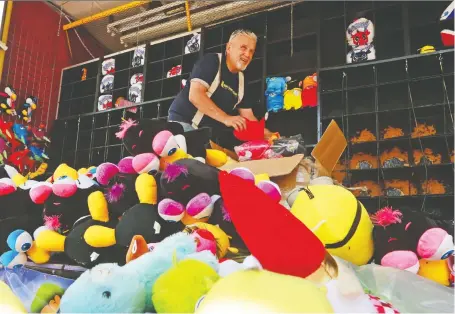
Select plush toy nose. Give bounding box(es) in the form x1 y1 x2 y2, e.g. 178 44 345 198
31 103 37 110
381 250 420 273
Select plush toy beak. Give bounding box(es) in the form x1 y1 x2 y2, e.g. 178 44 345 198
84 225 117 248
4 164 27 187
136 172 158 205
126 235 149 263
159 148 188 169
26 241 51 264
181 193 216 225
88 191 110 223
52 177 78 198
10 93 17 101
158 199 185 222
35 229 66 252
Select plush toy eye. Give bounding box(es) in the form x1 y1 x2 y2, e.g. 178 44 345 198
102 291 111 299
8 230 33 253
168 147 177 156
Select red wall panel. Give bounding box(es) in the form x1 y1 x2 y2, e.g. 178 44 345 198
1 1 107 131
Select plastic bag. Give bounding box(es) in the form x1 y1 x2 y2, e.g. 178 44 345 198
0 267 74 313
234 140 279 161
352 262 455 313
270 134 306 157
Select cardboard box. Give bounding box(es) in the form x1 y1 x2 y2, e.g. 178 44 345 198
215 120 347 198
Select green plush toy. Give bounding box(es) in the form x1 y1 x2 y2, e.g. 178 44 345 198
30 283 65 313
152 257 220 313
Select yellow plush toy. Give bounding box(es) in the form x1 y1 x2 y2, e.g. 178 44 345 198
0 281 27 314
418 259 451 286
195 269 333 313
152 258 220 313
290 185 374 265
283 88 303 110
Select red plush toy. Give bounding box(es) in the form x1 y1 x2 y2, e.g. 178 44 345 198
219 170 326 278
233 118 265 142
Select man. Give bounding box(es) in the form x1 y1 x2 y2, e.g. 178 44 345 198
168 29 274 148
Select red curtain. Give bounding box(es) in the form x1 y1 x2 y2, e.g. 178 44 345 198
1 1 107 131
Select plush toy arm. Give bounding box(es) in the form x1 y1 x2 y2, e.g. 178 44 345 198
84 225 116 248
205 149 228 167
88 191 110 223
136 173 157 205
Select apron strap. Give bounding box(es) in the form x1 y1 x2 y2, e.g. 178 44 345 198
191 53 244 129
192 53 222 129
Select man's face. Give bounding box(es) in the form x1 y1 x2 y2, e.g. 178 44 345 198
226 34 256 72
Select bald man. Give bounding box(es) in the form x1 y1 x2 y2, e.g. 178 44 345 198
168 29 273 147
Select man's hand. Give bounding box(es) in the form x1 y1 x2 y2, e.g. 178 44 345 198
264 128 274 140
224 115 247 131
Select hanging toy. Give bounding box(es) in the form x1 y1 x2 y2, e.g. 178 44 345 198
440 1 454 47
283 88 302 110
0 86 17 116
185 33 201 54
98 95 113 111
31 123 51 145
81 68 87 81
12 123 29 145
132 46 145 67
265 77 291 112
102 58 115 75
346 18 376 64
17 96 37 123
29 145 49 162
100 75 114 94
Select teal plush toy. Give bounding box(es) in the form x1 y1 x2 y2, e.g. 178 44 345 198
59 232 219 313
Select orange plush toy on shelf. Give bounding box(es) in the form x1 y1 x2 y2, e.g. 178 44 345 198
380 147 409 168
351 129 376 143
382 126 404 139
350 152 378 169
351 180 381 197
411 123 437 138
413 148 442 165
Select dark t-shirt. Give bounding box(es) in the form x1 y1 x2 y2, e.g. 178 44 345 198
168 53 251 131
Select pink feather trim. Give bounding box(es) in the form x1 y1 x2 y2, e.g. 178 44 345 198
115 119 138 139
44 215 62 231
105 183 126 203
220 201 231 222
370 206 403 227
163 163 188 183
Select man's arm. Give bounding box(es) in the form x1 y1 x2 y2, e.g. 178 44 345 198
238 108 274 139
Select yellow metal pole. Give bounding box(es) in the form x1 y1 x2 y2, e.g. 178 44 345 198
0 0 13 78
63 1 150 31
184 0 192 32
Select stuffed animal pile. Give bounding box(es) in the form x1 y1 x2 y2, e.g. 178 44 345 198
0 85 50 178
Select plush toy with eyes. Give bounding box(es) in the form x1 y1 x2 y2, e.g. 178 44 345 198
0 86 17 116
83 172 181 251
346 18 376 64
34 190 127 268
371 206 454 274
95 157 140 218
0 229 50 268
265 76 291 112
29 163 100 235
115 118 227 169
16 96 38 123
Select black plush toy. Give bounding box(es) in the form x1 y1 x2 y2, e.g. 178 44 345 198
29 172 100 235
82 172 181 249
34 190 126 268
115 118 223 168
157 158 222 226
16 96 37 123
372 206 454 273
95 157 140 218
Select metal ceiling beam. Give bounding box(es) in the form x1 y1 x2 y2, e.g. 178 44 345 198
120 0 278 45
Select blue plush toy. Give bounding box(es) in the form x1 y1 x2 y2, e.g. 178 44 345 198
265 76 291 113
12 123 28 145
59 232 218 313
0 229 33 269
